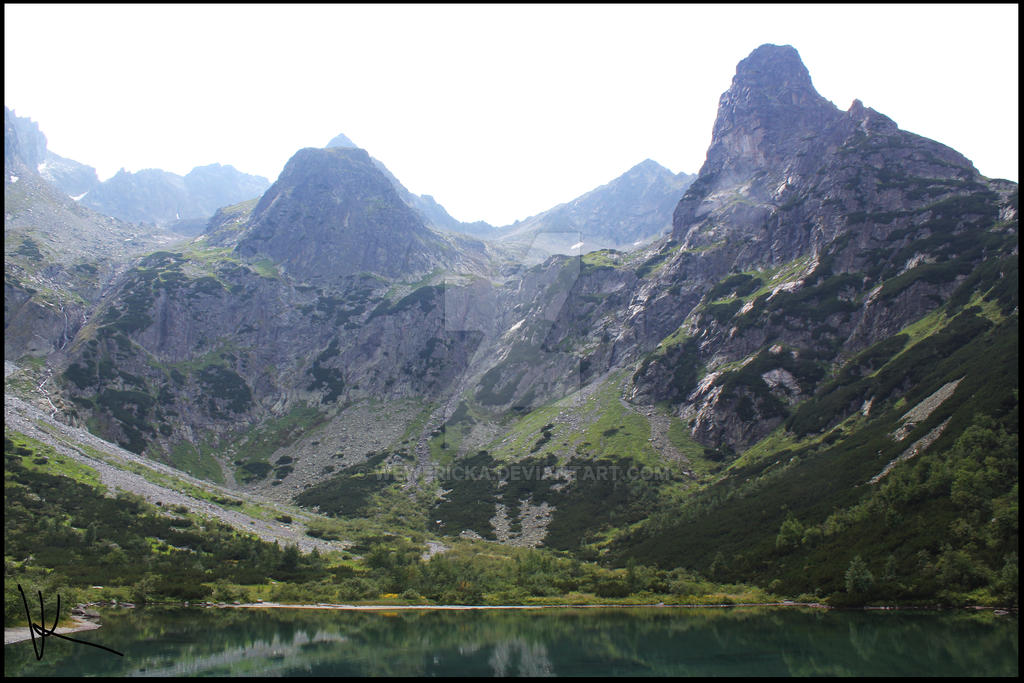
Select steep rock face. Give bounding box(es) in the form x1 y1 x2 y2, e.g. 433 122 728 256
672 44 981 265
4 107 48 169
629 44 1016 452
237 146 471 282
697 44 839 187
4 107 100 197
324 133 497 237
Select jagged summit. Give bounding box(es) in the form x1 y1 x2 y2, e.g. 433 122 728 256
731 44 818 99
671 43 983 255
702 44 840 183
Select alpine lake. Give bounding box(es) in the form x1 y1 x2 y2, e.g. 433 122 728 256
5 604 1018 677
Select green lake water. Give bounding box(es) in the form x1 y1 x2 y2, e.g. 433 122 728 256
4 606 1018 677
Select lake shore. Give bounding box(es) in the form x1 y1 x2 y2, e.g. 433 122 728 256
8 600 1011 646
4 616 101 646
227 600 833 611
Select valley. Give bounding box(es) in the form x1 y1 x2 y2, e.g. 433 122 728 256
4 43 1017 622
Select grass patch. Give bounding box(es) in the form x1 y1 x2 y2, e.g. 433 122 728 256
4 430 104 489
169 441 225 484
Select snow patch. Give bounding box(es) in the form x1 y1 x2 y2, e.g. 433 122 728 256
70 192 87 201
9 175 18 184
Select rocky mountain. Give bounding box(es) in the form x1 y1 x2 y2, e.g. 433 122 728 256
81 163 270 231
496 159 695 256
5 44 1017 603
37 151 101 197
325 133 358 149
5 107 100 196
236 146 495 282
629 44 1016 452
327 132 497 238
3 107 270 232
321 133 693 253
4 108 185 360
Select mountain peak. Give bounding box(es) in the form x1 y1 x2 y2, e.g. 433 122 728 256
325 133 358 149
237 146 457 281
703 44 839 183
733 44 814 92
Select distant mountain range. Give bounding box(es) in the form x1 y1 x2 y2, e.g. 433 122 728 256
5 107 269 232
324 131 694 257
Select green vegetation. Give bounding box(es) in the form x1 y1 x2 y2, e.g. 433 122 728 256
294 451 400 516
607 296 1018 607
580 249 623 270
5 433 768 627
169 441 224 484
4 434 335 625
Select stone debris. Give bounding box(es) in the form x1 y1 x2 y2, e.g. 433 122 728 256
891 377 964 441
871 417 951 485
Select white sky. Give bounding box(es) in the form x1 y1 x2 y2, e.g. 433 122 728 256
5 4 1018 226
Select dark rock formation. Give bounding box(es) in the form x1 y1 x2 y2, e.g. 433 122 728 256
237 146 467 282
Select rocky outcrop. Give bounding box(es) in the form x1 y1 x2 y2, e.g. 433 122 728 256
5 116 185 360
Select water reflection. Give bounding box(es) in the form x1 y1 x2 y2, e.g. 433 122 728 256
4 606 1018 677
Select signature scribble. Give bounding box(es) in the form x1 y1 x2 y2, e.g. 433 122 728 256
18 584 124 660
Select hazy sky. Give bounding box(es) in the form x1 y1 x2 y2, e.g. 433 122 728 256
5 4 1018 226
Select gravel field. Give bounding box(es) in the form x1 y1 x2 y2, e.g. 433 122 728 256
5 393 351 555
